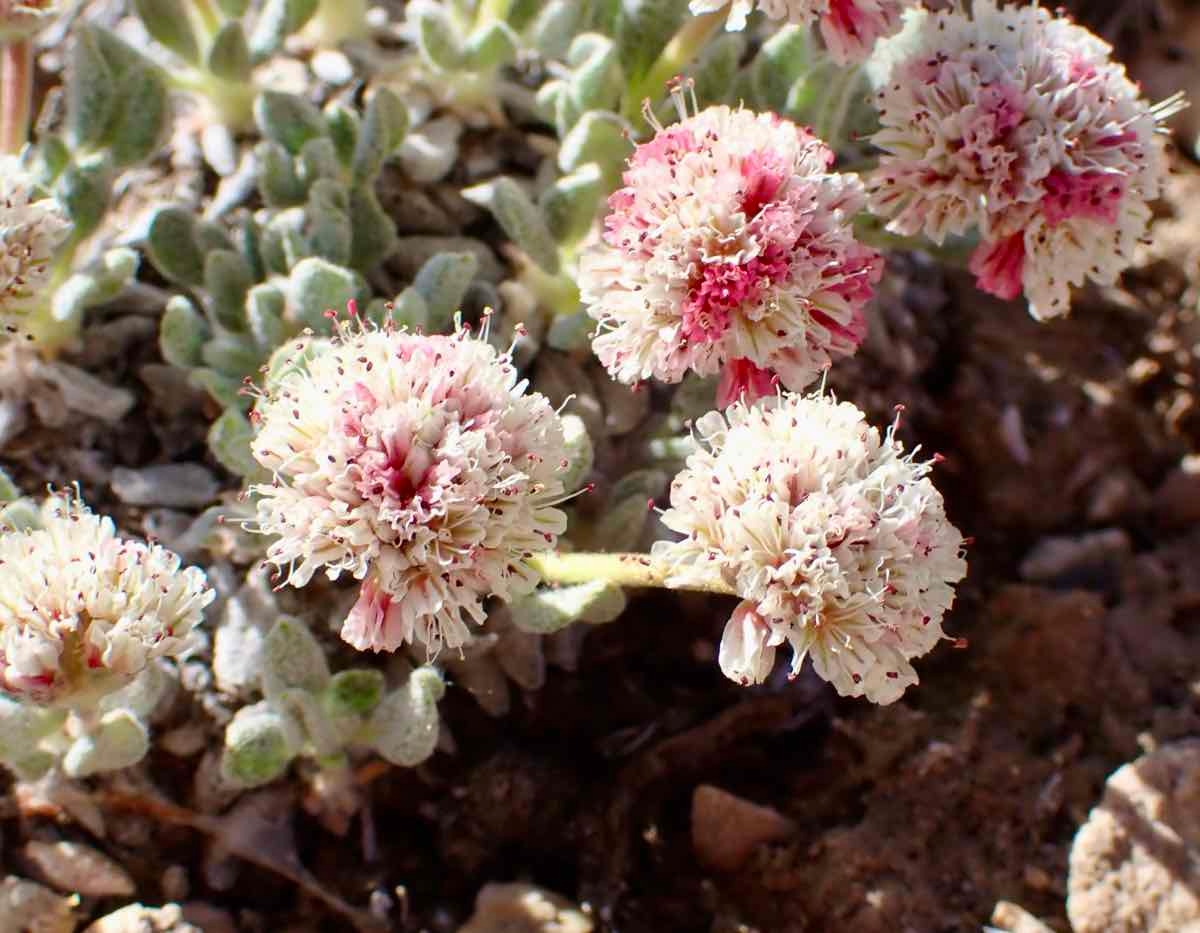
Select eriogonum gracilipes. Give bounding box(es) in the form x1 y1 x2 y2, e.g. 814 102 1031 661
248 306 571 656
689 0 916 65
867 0 1184 319
652 392 966 703
579 88 881 409
0 492 213 707
0 156 71 332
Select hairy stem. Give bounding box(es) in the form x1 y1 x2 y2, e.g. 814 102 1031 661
530 551 737 596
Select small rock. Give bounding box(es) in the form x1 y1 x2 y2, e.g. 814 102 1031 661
390 235 504 284
83 903 200 933
399 115 463 184
1068 738 1200 932
1018 528 1131 589
989 900 1054 933
1153 467 1200 530
38 360 135 424
111 464 219 508
0 875 76 933
459 882 593 933
24 840 136 898
690 784 795 872
310 49 353 85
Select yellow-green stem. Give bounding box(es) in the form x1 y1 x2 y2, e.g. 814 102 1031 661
23 241 82 353
0 37 32 154
620 9 725 124
189 0 223 38
474 0 512 29
530 551 738 596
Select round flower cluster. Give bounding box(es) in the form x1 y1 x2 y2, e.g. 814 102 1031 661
249 318 569 656
580 100 881 409
689 0 915 64
0 156 70 330
0 492 213 706
652 393 966 704
867 0 1178 319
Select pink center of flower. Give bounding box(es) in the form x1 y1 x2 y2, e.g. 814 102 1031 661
681 244 792 345
717 358 780 408
969 233 1026 301
826 0 863 40
739 149 789 220
1040 169 1126 227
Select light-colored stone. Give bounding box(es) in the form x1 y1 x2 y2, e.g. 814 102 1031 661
110 464 219 508
24 840 135 898
989 900 1054 933
1068 738 1200 933
83 903 200 933
0 875 76 933
459 882 592 933
691 784 796 872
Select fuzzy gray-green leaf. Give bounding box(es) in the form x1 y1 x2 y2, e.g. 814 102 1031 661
66 25 117 149
207 22 253 82
262 617 331 698
290 257 360 330
480 177 559 274
133 0 200 64
107 66 168 168
412 251 477 332
205 249 254 332
255 90 328 155
160 296 210 368
147 206 205 286
209 407 265 479
352 87 408 183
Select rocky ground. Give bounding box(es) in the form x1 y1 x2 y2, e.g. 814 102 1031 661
5 2 1200 932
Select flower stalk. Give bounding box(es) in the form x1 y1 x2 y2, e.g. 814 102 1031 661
0 32 33 153
529 551 737 596
621 9 724 124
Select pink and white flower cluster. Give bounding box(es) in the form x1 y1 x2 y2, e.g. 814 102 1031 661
0 155 70 331
249 319 569 656
0 492 212 706
868 0 1178 319
580 101 880 409
653 393 966 703
690 0 915 64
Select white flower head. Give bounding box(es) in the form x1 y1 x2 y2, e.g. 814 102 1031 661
580 89 880 409
867 0 1182 319
0 155 70 331
653 393 967 704
689 0 916 64
0 492 213 706
249 310 570 657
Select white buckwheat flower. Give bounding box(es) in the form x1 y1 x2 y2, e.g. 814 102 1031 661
689 0 915 64
0 155 70 330
580 94 881 409
867 0 1182 319
249 313 569 656
0 492 213 706
652 393 966 704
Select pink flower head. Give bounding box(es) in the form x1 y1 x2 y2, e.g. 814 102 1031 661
867 0 1181 319
249 315 569 656
689 0 916 64
652 394 966 703
580 92 881 408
